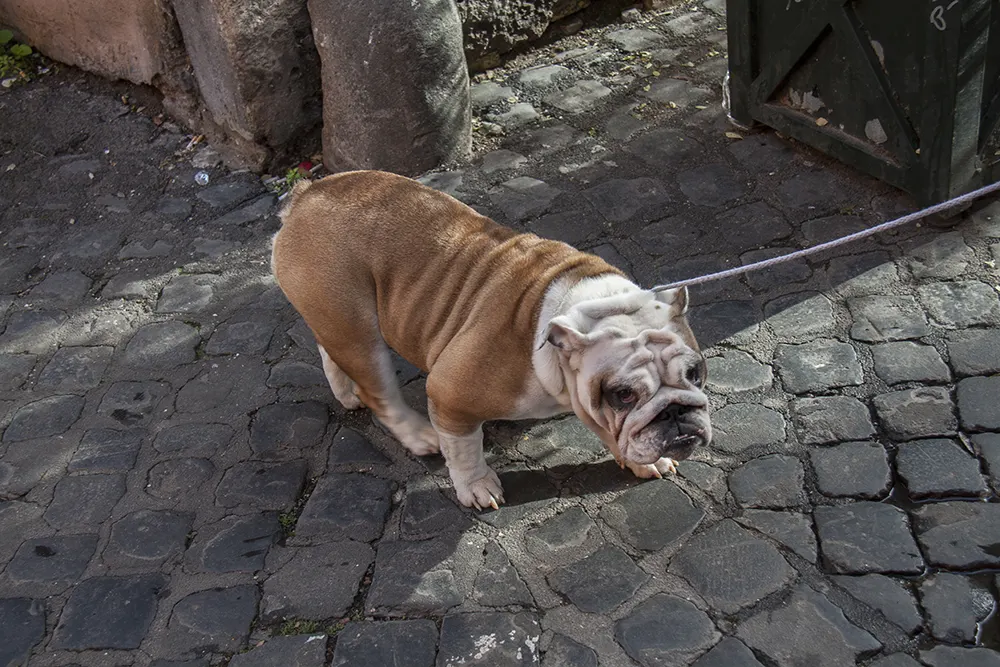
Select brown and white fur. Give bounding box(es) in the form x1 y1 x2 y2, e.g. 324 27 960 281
271 171 711 510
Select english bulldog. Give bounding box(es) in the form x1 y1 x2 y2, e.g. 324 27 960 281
271 170 711 509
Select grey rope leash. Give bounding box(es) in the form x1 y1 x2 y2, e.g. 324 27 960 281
652 180 1000 292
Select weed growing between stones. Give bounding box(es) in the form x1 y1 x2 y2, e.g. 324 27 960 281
275 618 322 636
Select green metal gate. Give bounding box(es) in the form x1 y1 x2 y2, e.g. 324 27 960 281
726 0 1000 206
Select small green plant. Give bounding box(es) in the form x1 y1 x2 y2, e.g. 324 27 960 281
267 160 314 195
278 511 297 536
276 618 321 636
0 29 35 81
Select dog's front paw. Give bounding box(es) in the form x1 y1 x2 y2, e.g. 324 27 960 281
453 468 504 511
625 457 678 479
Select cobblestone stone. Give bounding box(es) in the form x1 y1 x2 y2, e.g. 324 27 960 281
774 339 862 394
815 503 923 574
544 80 611 113
742 248 811 291
975 432 1000 488
615 594 719 667
705 350 772 394
671 519 794 612
31 270 91 305
104 510 192 566
550 544 649 614
848 295 930 342
919 281 1000 327
677 163 746 207
957 376 1000 431
165 585 259 655
367 538 466 615
896 439 988 499
474 540 533 607
230 634 327 667
524 506 601 561
0 353 35 390
154 423 233 458
710 403 785 453
157 274 221 313
478 469 557 528
250 401 329 459
438 613 540 666
792 396 875 445
544 634 598 667
691 638 764 667
810 441 891 499
98 380 171 426
832 573 921 633
45 473 126 528
582 177 670 223
7 534 98 585
332 620 437 667
946 328 1000 376
37 345 112 390
206 315 276 356
69 428 144 472
729 456 805 509
0 598 45 667
261 541 375 621
52 574 166 650
600 480 704 551
639 78 712 107
4 394 84 442
606 28 667 52
296 473 392 542
913 502 1000 570
738 585 880 667
124 321 200 369
871 341 950 384
763 292 836 341
920 646 1000 667
874 387 957 440
489 177 562 221
215 460 307 511
918 573 992 644
147 458 216 501
736 510 817 562
184 513 280 573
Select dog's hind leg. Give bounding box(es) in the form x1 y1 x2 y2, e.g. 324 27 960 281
321 334 440 457
318 344 364 410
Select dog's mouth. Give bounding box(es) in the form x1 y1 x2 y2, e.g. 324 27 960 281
621 419 708 464
662 429 706 460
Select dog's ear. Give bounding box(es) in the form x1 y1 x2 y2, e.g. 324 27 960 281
543 315 592 352
654 286 689 318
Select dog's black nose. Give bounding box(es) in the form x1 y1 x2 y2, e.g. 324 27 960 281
655 404 687 423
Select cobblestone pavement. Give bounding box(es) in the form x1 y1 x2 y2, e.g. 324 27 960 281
3 3 1000 666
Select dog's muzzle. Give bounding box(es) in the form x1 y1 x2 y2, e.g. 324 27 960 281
650 403 707 460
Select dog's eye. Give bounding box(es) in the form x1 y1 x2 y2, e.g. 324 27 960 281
686 364 704 387
616 389 637 405
604 387 637 410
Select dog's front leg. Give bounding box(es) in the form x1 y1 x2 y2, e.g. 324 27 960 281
431 420 504 511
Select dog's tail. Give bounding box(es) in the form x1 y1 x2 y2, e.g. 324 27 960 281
278 179 315 224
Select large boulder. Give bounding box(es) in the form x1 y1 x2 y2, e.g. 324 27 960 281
307 0 471 175
171 0 323 170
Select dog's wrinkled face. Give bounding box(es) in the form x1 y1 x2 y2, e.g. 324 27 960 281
546 287 711 465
